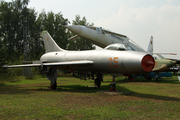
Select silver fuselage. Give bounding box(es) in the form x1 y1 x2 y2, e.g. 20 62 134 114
40 50 151 74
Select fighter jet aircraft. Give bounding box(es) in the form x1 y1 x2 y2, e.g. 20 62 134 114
65 24 179 81
146 36 177 81
64 25 146 52
3 31 155 90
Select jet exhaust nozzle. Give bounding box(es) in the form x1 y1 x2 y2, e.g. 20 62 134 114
141 55 155 72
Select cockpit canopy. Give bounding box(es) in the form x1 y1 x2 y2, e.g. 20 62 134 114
104 43 133 51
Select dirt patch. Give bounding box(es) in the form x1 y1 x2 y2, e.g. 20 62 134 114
99 90 131 95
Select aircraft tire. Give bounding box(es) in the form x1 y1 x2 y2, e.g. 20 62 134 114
94 78 101 87
51 81 57 90
97 79 101 88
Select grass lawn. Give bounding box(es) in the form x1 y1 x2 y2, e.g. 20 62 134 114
0 74 180 119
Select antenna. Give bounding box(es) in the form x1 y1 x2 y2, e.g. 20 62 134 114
22 19 33 78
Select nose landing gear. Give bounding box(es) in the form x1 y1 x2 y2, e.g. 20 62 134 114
109 76 117 92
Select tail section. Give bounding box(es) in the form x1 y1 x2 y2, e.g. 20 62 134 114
147 36 153 54
41 31 65 53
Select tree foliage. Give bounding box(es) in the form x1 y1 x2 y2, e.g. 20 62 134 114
0 0 35 63
37 10 70 49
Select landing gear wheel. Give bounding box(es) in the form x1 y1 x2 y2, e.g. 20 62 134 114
109 82 117 91
143 74 152 81
51 81 57 90
128 75 134 81
109 76 117 92
94 78 101 87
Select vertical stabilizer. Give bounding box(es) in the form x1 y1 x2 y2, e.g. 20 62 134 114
41 31 65 53
147 36 153 54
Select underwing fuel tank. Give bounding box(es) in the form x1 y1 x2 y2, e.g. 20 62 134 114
40 50 155 74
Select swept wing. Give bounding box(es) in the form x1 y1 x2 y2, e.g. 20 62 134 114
3 60 94 68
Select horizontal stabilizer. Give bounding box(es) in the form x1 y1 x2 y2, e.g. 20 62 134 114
154 53 177 55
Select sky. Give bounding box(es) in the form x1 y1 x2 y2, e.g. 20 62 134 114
4 0 180 59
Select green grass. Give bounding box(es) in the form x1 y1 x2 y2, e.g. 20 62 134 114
1 74 180 119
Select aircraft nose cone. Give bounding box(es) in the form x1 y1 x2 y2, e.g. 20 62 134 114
141 55 155 72
64 25 82 35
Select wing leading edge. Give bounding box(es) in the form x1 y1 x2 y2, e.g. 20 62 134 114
3 60 94 68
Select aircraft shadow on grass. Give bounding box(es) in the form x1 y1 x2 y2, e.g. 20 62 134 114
34 83 180 102
1 79 180 102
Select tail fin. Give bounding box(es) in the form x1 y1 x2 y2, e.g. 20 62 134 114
41 31 65 53
147 36 153 54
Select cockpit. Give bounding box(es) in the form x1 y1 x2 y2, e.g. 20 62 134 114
86 26 102 33
104 43 133 51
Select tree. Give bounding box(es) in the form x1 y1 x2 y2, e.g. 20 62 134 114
0 0 39 63
67 15 95 50
0 41 7 74
0 0 94 69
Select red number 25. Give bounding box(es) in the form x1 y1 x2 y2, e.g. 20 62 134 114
108 57 118 67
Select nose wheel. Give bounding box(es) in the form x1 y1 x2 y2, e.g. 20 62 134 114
50 81 57 90
109 76 117 92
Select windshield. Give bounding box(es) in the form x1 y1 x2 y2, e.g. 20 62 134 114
104 44 132 51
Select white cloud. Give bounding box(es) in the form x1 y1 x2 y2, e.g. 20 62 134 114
168 0 173 4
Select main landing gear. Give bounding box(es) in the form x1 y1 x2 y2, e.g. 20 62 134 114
46 67 57 90
94 73 117 91
143 74 152 81
94 73 103 87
